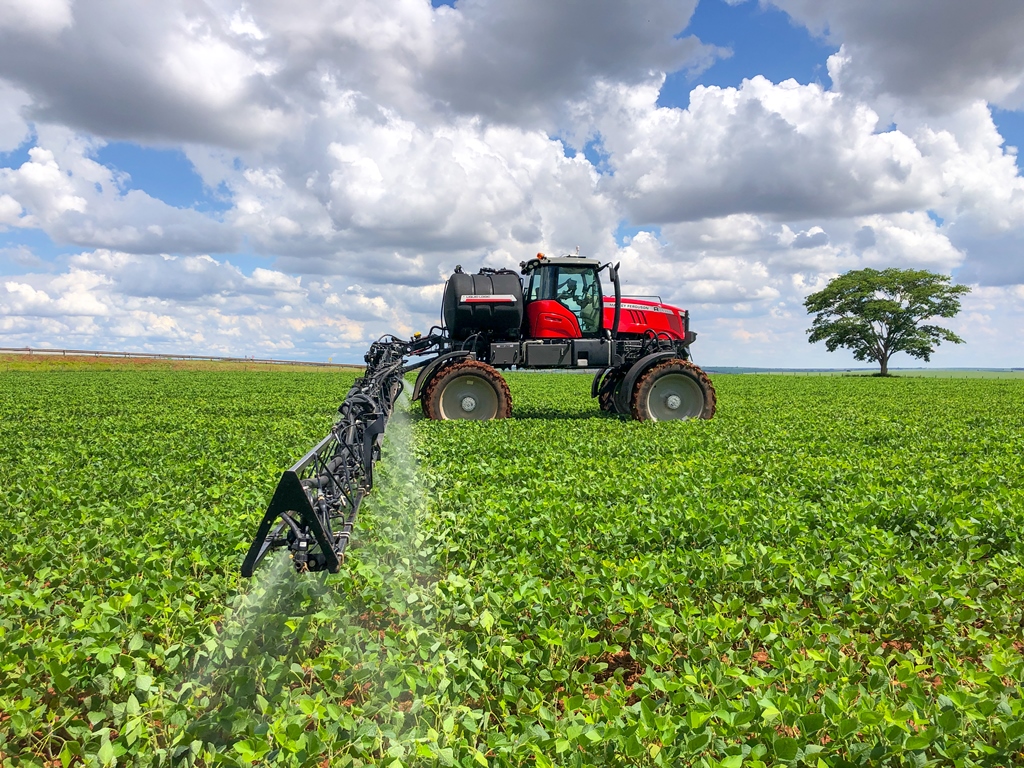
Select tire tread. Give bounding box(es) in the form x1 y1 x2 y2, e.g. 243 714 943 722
422 360 512 420
630 359 716 421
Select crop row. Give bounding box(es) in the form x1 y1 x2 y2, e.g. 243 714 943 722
1 369 1022 767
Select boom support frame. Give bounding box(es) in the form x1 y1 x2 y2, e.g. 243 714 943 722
241 334 443 575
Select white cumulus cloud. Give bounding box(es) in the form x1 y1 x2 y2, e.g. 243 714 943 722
0 130 238 253
769 0 1024 110
0 0 1020 365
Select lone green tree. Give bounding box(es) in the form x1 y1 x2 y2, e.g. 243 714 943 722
804 268 970 376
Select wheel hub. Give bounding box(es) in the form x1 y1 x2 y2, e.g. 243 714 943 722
438 374 500 420
646 372 704 421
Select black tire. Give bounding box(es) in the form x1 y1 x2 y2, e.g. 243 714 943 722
419 381 436 418
422 360 512 420
598 368 626 413
631 360 716 422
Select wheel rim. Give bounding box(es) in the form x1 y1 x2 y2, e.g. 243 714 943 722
439 375 499 420
646 373 704 421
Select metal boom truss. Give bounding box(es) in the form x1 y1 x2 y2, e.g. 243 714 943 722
241 335 440 575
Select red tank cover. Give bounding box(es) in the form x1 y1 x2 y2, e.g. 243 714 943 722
603 297 686 340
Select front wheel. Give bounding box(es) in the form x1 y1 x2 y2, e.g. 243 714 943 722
597 368 626 413
631 360 716 422
422 360 512 420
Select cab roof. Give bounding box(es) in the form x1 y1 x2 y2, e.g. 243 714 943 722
524 256 601 269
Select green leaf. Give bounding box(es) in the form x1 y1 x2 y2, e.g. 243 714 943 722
233 738 270 763
624 733 644 758
59 740 81 768
688 710 712 729
859 710 883 726
97 739 114 766
479 609 494 633
51 669 72 693
687 731 711 752
905 731 934 751
774 737 799 761
1005 720 1024 742
799 714 825 734
937 710 958 732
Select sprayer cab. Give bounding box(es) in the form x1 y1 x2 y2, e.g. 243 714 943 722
519 254 692 343
521 255 605 339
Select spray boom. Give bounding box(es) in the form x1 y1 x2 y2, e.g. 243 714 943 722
241 336 437 575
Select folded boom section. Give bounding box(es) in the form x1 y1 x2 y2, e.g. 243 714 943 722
241 337 413 575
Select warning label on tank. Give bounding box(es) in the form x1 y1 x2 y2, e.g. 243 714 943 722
460 295 518 303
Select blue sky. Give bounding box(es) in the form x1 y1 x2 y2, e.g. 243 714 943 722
993 108 1024 170
95 143 231 212
1 0 1022 366
662 0 834 103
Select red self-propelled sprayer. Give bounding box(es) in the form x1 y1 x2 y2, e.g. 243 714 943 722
242 253 716 575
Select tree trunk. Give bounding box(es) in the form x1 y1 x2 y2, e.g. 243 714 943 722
879 355 889 376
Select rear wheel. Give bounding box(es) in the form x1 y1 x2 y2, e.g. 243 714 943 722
423 360 512 420
631 360 716 422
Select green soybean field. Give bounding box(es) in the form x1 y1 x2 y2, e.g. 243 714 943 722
2 362 1023 768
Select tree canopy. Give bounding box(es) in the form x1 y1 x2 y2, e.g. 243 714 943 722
804 268 971 375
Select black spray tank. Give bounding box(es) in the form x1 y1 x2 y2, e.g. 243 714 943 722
442 267 524 341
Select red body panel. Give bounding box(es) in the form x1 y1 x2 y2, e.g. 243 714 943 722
525 300 583 338
525 296 686 339
602 297 686 340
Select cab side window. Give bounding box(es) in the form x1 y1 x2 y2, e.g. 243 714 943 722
556 267 601 335
528 268 554 301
